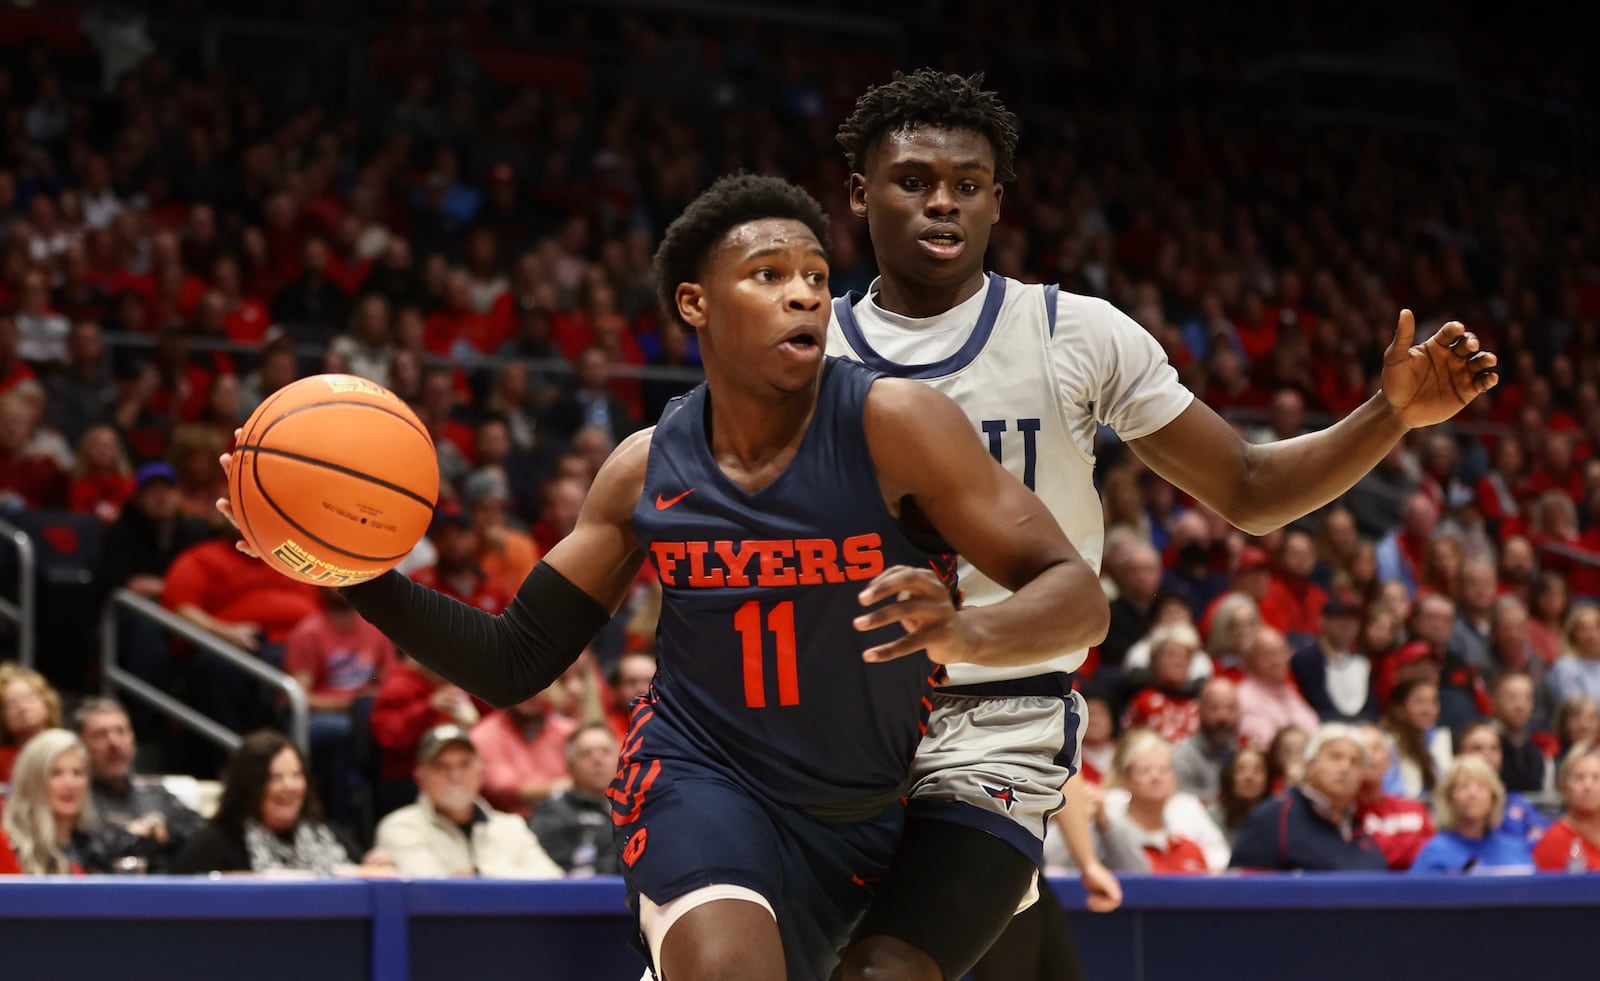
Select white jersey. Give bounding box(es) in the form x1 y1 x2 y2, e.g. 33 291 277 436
827 273 1193 684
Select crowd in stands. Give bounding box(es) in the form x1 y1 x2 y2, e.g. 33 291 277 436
2 0 1600 882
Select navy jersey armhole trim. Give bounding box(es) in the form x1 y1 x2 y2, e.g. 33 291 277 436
1043 284 1059 336
834 273 1007 380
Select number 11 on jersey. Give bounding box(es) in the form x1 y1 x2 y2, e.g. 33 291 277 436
735 600 799 708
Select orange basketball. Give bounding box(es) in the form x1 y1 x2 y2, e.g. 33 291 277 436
229 373 439 586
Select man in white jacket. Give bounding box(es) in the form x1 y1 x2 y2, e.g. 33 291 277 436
376 724 563 879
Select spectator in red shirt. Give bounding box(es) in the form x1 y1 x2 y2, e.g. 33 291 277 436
211 256 272 344
470 692 578 818
1122 624 1203 743
284 589 398 822
0 316 38 398
1353 724 1434 869
1533 742 1600 871
67 424 135 523
369 655 483 818
423 270 505 358
1262 529 1329 641
162 531 323 735
1476 436 1527 540
0 390 67 509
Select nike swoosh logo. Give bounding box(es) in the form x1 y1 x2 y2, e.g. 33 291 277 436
655 488 696 510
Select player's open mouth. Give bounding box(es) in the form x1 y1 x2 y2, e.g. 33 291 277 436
780 330 821 357
918 228 965 260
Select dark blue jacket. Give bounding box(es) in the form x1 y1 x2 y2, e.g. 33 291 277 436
1229 788 1389 872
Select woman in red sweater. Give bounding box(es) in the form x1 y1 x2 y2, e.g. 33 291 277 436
67 424 136 523
1534 742 1600 871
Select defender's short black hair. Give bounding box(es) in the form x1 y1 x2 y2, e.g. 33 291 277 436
837 69 1019 183
653 173 831 333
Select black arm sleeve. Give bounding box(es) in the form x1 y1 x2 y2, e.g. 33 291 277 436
344 562 612 708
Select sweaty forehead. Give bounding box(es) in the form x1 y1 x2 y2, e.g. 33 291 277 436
715 218 823 260
871 127 995 172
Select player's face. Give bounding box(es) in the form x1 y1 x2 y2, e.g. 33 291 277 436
851 127 1002 293
678 219 830 396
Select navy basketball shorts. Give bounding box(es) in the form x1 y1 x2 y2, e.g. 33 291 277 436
611 730 902 980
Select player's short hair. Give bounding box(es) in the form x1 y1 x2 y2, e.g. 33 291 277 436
653 173 831 334
837 69 1020 183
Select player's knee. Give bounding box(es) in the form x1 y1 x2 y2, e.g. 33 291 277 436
838 936 945 981
658 899 785 981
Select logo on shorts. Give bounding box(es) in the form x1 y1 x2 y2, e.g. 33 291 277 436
623 827 649 867
982 784 1017 812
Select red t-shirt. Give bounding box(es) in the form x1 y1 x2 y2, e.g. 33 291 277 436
223 299 273 344
1145 833 1210 874
161 540 323 644
283 611 397 699
1356 795 1435 870
1533 818 1600 871
0 827 24 875
70 473 136 522
369 660 453 783
1122 689 1200 743
0 451 67 508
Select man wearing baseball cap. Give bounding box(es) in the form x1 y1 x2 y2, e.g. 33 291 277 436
374 723 562 879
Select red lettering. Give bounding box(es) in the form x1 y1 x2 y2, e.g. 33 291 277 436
714 540 757 587
842 534 885 580
685 541 725 588
795 538 844 585
754 540 798 586
650 542 686 586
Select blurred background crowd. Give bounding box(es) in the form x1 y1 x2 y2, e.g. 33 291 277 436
0 0 1598 885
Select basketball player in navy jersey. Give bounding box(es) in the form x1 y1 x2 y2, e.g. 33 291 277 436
221 174 1108 981
828 70 1501 981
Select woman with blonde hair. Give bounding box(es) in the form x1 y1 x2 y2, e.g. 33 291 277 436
1091 729 1230 873
0 729 133 874
0 662 61 782
1551 605 1600 709
1409 755 1534 873
68 423 135 523
1204 592 1261 672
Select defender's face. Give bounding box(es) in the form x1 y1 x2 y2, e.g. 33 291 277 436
851 127 1002 293
678 219 830 396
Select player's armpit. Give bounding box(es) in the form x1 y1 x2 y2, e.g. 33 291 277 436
861 379 1108 667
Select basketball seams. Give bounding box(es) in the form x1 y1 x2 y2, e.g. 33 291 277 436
246 455 415 565
261 397 435 448
236 444 437 510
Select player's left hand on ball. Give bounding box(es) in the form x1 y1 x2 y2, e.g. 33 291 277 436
854 564 967 664
216 429 260 559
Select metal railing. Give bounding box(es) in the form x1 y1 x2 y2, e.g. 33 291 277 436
0 516 37 668
100 589 309 755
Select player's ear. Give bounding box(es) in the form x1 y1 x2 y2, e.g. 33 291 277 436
991 183 1004 225
848 173 868 219
675 282 709 332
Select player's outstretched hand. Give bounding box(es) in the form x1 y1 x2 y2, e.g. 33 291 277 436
1381 309 1498 428
216 428 261 559
854 565 972 664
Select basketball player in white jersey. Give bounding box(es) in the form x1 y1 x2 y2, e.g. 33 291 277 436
828 70 1499 981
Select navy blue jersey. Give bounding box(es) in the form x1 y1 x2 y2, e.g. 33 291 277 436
630 357 955 812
